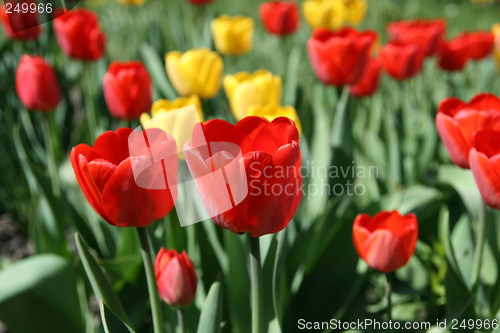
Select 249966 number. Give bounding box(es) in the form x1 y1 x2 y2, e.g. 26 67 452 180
5 1 53 14
450 318 499 330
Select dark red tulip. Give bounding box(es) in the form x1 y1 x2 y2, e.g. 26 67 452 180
438 37 469 72
379 41 424 81
70 128 178 227
0 2 41 40
16 55 61 111
436 93 500 169
53 9 105 61
353 211 418 273
103 61 152 120
260 1 299 36
470 130 500 209
184 116 302 237
387 19 446 57
349 58 382 97
155 248 197 307
459 31 494 60
307 27 377 86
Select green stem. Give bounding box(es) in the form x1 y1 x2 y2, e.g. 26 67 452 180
83 64 98 142
249 236 264 333
42 112 61 197
472 201 487 292
137 227 164 333
177 308 185 333
386 273 392 322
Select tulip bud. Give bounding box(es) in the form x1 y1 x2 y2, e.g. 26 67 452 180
223 70 281 120
211 15 254 56
103 61 152 120
16 55 61 112
155 248 197 307
53 9 105 61
0 2 42 40
165 48 223 99
303 0 346 30
260 1 299 36
353 211 418 273
349 57 382 97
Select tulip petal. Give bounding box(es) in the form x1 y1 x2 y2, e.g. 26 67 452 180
470 149 500 209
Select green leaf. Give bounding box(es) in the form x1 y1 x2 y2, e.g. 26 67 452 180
437 165 482 219
0 255 86 333
140 43 176 100
196 279 223 333
74 233 136 333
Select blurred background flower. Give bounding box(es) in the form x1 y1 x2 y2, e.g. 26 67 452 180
165 48 223 98
211 15 254 56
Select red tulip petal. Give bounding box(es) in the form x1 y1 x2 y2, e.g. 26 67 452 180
470 149 500 209
101 158 175 227
363 229 408 273
435 112 471 168
469 93 500 111
92 128 133 166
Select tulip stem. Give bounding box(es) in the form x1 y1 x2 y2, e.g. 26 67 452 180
177 308 185 333
42 113 60 197
249 235 264 333
472 202 487 292
385 273 392 322
137 227 165 333
83 64 98 142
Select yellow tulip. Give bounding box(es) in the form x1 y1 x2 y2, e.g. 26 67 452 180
115 0 145 6
342 0 367 25
140 96 203 158
165 48 223 99
494 24 500 68
224 70 282 120
303 0 345 30
211 15 254 56
247 105 302 133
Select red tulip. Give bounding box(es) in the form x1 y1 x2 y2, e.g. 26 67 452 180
353 211 418 273
103 61 152 120
70 128 178 227
470 129 500 209
349 57 382 97
16 55 61 112
260 1 299 36
188 0 214 4
53 9 105 61
459 31 494 60
307 27 377 86
436 93 500 169
155 248 197 307
387 19 446 57
437 37 469 72
379 41 423 81
0 2 42 40
184 116 302 237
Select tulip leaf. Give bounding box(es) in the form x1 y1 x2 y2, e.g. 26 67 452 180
196 279 223 333
74 233 136 333
140 43 177 100
437 165 482 219
0 254 86 333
